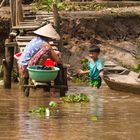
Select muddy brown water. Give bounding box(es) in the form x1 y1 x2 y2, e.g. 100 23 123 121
0 84 140 140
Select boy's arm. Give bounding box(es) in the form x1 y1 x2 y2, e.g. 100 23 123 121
78 69 90 75
99 70 104 78
81 70 90 74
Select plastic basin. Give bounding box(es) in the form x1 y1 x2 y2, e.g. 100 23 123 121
27 66 60 82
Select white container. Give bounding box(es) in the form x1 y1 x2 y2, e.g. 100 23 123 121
45 108 50 117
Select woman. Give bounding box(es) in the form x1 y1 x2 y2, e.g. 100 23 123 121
18 24 61 79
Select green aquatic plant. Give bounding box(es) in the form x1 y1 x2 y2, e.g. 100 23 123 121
49 101 58 108
29 101 59 115
133 64 140 73
72 74 89 84
29 106 47 113
11 70 19 82
61 93 89 103
81 58 88 70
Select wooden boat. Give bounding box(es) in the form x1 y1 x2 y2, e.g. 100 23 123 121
104 71 140 94
104 61 130 75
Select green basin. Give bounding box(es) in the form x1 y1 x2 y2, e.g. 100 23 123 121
27 66 60 82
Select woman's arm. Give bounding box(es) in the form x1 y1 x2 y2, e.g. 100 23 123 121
42 43 62 64
50 50 62 64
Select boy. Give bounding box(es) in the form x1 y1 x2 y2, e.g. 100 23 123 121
78 45 103 89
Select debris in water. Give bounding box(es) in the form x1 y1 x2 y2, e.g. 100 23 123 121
45 108 50 117
0 80 3 86
91 116 97 122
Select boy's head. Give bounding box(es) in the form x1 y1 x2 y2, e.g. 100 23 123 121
89 45 100 60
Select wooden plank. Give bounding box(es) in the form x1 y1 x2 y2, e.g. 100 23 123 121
23 15 36 20
16 36 34 42
36 11 53 15
19 21 41 25
36 15 54 18
12 25 39 30
36 17 54 20
16 36 34 39
23 15 36 18
23 12 36 16
5 42 17 47
17 42 28 47
24 12 53 17
23 19 37 22
36 19 53 23
23 84 67 88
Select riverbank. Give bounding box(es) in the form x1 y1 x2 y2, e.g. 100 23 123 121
0 5 140 70
60 6 140 70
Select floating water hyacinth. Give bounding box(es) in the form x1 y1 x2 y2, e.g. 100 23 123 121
49 101 58 108
61 93 89 103
29 101 59 116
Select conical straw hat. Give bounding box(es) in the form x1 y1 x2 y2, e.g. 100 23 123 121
33 24 60 40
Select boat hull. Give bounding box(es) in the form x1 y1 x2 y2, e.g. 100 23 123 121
104 77 140 94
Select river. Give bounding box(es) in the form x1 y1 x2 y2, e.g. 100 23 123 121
0 83 140 140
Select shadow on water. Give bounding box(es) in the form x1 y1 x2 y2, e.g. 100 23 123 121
0 83 140 140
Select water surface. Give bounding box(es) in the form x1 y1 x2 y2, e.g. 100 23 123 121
0 84 140 140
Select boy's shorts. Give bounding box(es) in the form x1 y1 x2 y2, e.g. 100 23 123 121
90 78 102 89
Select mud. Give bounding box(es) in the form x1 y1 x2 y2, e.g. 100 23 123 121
0 7 140 70
60 12 140 70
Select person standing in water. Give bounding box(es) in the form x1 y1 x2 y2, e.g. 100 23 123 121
78 45 104 89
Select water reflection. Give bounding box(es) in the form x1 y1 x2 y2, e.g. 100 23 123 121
0 84 140 140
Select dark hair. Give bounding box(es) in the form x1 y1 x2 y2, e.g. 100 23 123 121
89 45 100 53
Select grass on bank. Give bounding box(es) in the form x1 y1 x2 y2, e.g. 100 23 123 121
31 0 105 12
